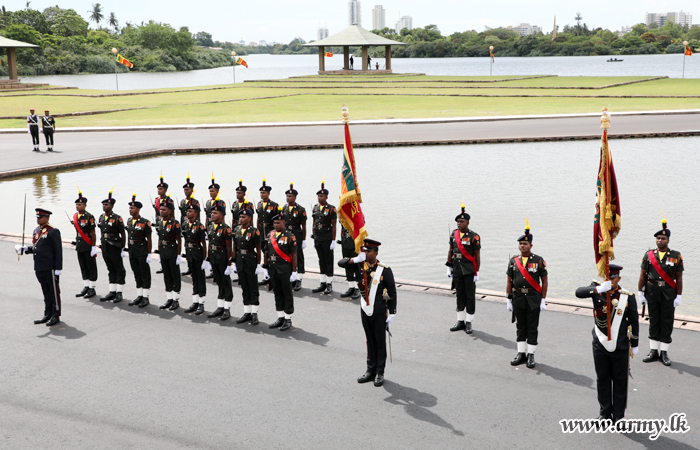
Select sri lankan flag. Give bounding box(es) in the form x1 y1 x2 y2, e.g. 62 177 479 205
325 52 333 57
116 54 133 69
685 46 693 56
490 49 494 63
235 57 249 68
339 105 368 253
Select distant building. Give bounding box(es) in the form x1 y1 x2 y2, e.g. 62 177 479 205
512 23 542 35
667 11 693 27
372 5 385 30
239 39 245 45
259 40 268 46
248 41 259 47
399 15 413 31
645 13 667 27
620 26 631 33
317 27 329 41
349 0 361 26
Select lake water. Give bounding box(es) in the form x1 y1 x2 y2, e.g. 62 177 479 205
15 53 699 91
2 136 698 316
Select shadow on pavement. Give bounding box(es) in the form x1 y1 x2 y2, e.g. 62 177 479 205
37 321 86 340
470 330 515 351
382 380 465 436
670 362 700 379
623 431 698 449
535 363 595 389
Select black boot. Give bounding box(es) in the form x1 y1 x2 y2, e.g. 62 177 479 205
84 288 96 299
168 300 180 311
643 349 660 363
195 304 205 315
340 287 355 298
465 322 473 334
311 283 327 293
113 292 123 303
159 299 173 310
138 297 150 308
526 353 536 369
351 288 361 300
128 296 143 306
659 351 672 366
156 269 163 274
251 313 259 325
323 283 333 295
280 319 292 331
269 317 285 328
258 278 269 286
357 371 375 383
46 316 60 326
206 273 214 279
293 280 302 291
100 291 116 302
34 316 50 324
208 307 224 318
220 309 231 321
510 352 527 366
374 374 385 387
236 313 252 324
181 269 192 276
184 303 198 313
450 321 466 332
76 286 89 297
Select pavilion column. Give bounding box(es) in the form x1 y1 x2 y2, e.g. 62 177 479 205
318 46 325 73
344 46 350 70
361 45 368 71
385 45 391 71
7 48 18 81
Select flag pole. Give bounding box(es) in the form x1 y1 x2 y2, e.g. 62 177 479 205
111 47 119 91
683 41 688 79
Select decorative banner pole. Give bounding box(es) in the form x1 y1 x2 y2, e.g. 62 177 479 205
683 40 689 79
231 51 237 84
111 47 119 90
489 45 494 76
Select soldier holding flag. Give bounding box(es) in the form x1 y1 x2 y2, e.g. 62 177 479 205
73 188 99 299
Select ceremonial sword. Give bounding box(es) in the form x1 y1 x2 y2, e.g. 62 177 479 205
19 194 26 261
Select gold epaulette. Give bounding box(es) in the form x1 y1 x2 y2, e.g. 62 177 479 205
620 289 633 296
591 279 601 286
377 262 389 269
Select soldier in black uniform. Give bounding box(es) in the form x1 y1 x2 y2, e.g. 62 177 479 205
125 195 153 308
15 208 63 326
265 208 297 331
207 205 235 320
98 189 127 303
73 189 98 299
230 179 252 226
204 174 225 229
256 178 278 286
506 222 548 369
338 239 397 387
311 181 337 295
179 173 198 276
157 197 182 311
638 217 684 366
153 173 168 274
234 208 263 324
28 108 40 152
576 265 639 423
283 182 307 291
339 223 361 299
182 203 208 315
41 110 56 152
446 204 481 334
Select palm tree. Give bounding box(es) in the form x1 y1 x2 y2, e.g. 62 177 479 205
575 12 582 36
108 12 118 31
88 3 104 27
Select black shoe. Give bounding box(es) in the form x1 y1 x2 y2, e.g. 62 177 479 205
34 316 50 324
510 352 527 366
208 307 224 318
351 288 361 300
231 278 239 283
269 317 284 329
526 353 536 369
258 279 268 286
374 374 385 387
357 371 375 383
46 316 60 326
340 287 354 298
76 287 89 297
450 321 466 332
159 299 173 310
323 283 333 295
660 351 672 366
156 269 163 274
33 148 40 152
220 309 231 321
168 300 180 311
236 313 252 324
280 319 292 331
181 270 192 276
184 303 198 313
293 280 302 291
251 313 259 325
195 304 205 315
465 322 473 334
138 298 150 308
311 283 327 293
47 148 54 152
206 273 214 279
128 296 143 306
100 291 116 302
643 349 660 363
84 288 96 299
113 292 123 303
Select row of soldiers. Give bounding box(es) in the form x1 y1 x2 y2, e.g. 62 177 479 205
27 108 56 152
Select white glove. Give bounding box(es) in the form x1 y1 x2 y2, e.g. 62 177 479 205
224 266 233 276
201 260 211 271
90 246 98 257
263 268 270 281
120 249 127 258
632 347 639 356
55 270 62 276
255 264 262 275
507 299 513 311
176 255 182 266
446 267 453 278
354 252 366 263
302 240 307 250
473 273 479 282
596 280 612 294
540 298 547 311
673 295 682 308
330 241 336 250
290 271 297 282
386 314 395 330
232 263 238 273
146 254 152 264
638 291 646 305
15 244 29 255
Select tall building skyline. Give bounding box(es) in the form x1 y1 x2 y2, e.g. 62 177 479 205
399 15 413 32
348 0 362 26
645 11 693 27
372 5 386 31
317 27 329 41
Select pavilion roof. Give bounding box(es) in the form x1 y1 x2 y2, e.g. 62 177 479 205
303 25 405 47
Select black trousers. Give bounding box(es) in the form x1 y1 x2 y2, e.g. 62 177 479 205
43 130 54 146
341 237 359 281
77 250 98 281
237 257 259 305
30 126 39 145
36 270 61 317
514 299 540 345
647 292 675 344
161 256 181 293
592 339 629 420
211 254 233 301
361 309 387 375
314 239 334 277
454 274 476 315
290 230 305 273
271 264 293 314
129 253 151 289
186 251 206 297
102 244 126 285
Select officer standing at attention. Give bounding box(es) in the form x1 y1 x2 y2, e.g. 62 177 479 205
506 220 548 369
125 194 153 308
575 265 639 423
446 202 481 334
157 196 182 311
234 206 263 324
182 203 208 315
256 178 278 286
28 108 40 152
339 223 361 299
207 204 235 320
73 188 98 299
283 181 307 291
338 239 397 387
265 207 297 331
15 208 63 326
154 173 168 275
638 215 683 366
311 180 337 295
98 189 127 303
204 173 225 229
41 110 56 152
231 179 252 225
179 174 198 276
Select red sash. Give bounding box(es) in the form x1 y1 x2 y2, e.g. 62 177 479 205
454 230 478 273
646 250 676 290
514 256 542 293
270 231 292 263
73 213 93 246
155 197 161 213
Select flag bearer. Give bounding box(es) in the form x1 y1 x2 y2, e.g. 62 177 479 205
73 188 98 299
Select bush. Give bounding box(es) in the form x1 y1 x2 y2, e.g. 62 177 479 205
638 43 660 54
666 43 684 53
80 54 114 73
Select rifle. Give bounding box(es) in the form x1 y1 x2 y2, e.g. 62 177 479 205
19 194 26 261
64 210 74 225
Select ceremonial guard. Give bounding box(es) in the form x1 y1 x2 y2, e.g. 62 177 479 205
41 110 55 152
207 203 235 320
506 220 548 369
230 179 252 225
182 202 208 315
234 206 263 324
179 174 198 276
339 223 361 299
256 178 278 286
15 208 63 326
311 180 337 294
283 181 307 291
204 174 225 228
98 189 127 303
575 265 639 423
638 215 683 366
73 188 98 299
153 173 168 274
264 207 297 331
446 203 481 334
338 239 397 387
28 108 40 152
125 194 153 307
157 196 182 311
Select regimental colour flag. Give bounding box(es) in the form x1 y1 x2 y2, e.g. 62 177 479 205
685 46 693 56
235 57 249 68
116 54 133 69
325 52 334 57
338 105 368 253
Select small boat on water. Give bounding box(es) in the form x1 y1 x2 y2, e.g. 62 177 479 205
607 58 623 62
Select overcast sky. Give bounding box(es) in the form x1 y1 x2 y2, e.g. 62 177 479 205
7 0 700 43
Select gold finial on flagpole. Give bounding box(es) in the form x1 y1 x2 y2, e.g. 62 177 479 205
600 107 611 129
341 104 350 123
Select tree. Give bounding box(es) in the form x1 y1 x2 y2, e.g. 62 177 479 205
3 23 42 45
194 31 213 47
656 35 672 48
88 3 103 27
9 8 50 34
630 23 647 36
108 12 118 31
575 12 582 36
640 32 656 43
51 9 88 50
